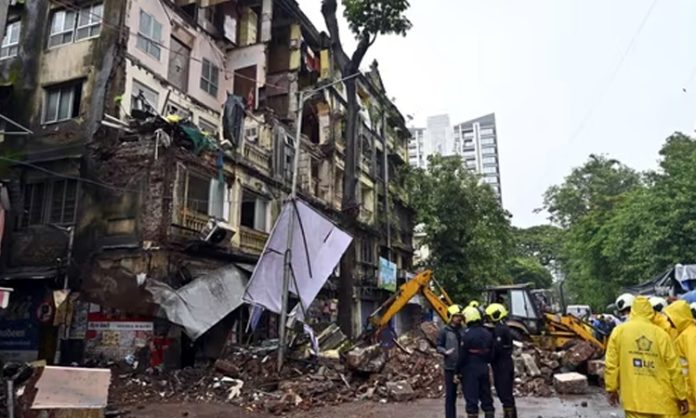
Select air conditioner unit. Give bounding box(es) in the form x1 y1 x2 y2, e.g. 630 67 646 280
200 219 236 245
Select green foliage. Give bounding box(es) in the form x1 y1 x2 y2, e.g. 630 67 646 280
343 0 412 39
542 133 696 311
406 155 513 301
509 256 554 289
541 154 641 227
512 225 563 266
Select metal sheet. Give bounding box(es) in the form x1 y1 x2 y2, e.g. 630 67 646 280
147 264 248 340
31 366 111 409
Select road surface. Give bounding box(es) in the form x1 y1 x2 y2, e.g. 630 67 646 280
125 394 623 418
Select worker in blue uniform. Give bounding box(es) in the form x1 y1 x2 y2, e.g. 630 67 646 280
460 306 495 418
485 303 517 418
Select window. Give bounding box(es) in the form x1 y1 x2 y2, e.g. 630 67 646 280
76 3 103 41
137 10 162 60
480 128 494 136
510 290 538 319
187 174 210 215
360 239 375 265
1 20 20 59
240 190 269 232
463 132 474 139
202 6 216 24
198 118 219 137
200 58 219 96
20 180 78 227
164 101 192 119
481 146 496 155
244 126 258 142
43 82 82 123
480 137 495 146
483 176 497 184
48 4 102 47
131 80 159 112
482 166 497 174
177 166 229 223
482 156 496 164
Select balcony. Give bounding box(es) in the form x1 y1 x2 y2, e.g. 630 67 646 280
178 208 209 236
239 226 269 255
242 142 271 175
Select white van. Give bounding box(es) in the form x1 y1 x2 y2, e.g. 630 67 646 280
566 304 592 320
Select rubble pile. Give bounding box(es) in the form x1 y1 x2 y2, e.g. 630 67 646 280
512 341 599 397
109 325 445 414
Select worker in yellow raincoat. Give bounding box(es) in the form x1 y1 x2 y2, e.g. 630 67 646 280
605 296 688 418
650 296 678 340
665 300 696 418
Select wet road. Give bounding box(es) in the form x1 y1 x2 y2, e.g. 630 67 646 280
127 394 623 418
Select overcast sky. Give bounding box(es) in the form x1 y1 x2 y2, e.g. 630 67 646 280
297 0 696 227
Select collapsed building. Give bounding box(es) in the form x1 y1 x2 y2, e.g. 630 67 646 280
0 0 415 367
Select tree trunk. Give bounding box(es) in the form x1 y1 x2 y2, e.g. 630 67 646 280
337 74 360 338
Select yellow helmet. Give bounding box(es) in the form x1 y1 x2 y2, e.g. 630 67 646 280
469 300 480 309
447 304 463 322
485 303 508 322
463 306 482 324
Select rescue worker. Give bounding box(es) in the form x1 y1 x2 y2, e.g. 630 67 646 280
664 300 696 418
460 306 495 418
650 296 678 340
485 303 517 418
605 296 688 418
615 293 636 322
437 304 464 418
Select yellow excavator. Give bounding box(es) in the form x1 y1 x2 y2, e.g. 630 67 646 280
364 270 606 352
485 283 606 352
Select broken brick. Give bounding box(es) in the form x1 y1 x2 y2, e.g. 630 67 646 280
553 372 589 394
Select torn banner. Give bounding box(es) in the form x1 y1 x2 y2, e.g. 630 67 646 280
243 199 352 314
147 264 248 339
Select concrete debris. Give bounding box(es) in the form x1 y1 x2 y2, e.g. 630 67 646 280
562 341 596 370
386 380 415 402
553 372 589 394
419 322 440 346
345 344 386 373
521 353 541 377
587 359 605 380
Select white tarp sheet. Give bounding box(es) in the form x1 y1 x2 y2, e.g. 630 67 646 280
243 199 352 313
147 265 248 339
676 264 696 290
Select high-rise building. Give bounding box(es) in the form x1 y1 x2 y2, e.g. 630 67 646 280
409 113 502 202
453 113 501 200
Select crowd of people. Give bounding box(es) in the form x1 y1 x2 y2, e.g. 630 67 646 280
436 301 516 418
436 293 696 418
605 293 696 418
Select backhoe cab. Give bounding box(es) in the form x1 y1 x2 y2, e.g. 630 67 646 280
485 283 606 352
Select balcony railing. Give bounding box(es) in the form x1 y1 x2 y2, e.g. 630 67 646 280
239 226 269 255
243 142 271 174
179 208 209 235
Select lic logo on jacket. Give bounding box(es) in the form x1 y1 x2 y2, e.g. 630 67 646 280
633 358 655 369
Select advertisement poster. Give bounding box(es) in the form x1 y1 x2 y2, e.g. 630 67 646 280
378 257 397 292
85 305 153 361
0 286 44 362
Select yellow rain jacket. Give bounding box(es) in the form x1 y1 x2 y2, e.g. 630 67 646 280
654 311 679 340
605 296 687 415
665 300 696 414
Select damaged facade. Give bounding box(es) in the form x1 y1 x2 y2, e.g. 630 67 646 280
0 0 414 366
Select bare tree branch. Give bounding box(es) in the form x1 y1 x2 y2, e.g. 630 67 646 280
350 34 371 70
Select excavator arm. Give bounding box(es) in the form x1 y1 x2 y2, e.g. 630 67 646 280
367 270 454 332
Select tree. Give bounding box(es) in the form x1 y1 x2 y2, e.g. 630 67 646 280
512 225 563 267
509 257 554 289
541 154 641 227
321 0 411 336
407 155 513 301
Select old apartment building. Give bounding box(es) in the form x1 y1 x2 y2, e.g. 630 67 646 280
0 0 413 363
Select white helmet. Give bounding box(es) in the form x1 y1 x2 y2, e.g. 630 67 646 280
615 293 636 313
649 296 668 312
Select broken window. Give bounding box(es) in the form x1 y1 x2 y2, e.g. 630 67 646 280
43 81 83 124
240 190 268 232
137 9 162 60
200 58 220 97
186 173 210 216
164 101 192 120
131 80 159 112
1 20 21 59
48 3 102 48
168 37 191 92
20 180 78 228
176 165 229 225
198 118 219 138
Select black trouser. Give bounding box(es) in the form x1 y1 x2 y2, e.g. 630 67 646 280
462 361 494 415
444 369 463 418
492 357 515 408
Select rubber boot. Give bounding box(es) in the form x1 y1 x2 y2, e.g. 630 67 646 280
503 407 517 418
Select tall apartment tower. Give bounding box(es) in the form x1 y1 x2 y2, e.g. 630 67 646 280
453 113 501 200
409 113 502 202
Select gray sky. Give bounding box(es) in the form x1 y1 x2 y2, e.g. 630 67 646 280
297 0 696 227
